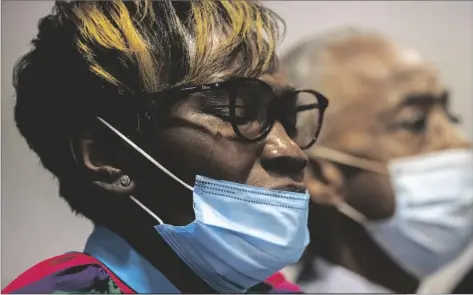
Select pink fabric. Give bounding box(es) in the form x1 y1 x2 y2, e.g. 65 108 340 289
2 253 135 294
265 272 302 292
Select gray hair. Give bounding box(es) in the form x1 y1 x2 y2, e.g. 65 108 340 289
280 26 387 90
280 27 391 148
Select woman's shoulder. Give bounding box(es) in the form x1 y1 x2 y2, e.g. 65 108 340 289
2 252 133 294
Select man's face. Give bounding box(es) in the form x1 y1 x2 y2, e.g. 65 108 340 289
133 69 309 224
313 39 471 219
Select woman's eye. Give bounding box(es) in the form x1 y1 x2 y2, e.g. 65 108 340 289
203 106 231 120
203 106 250 125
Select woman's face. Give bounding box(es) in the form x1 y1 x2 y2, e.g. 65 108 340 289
129 70 310 224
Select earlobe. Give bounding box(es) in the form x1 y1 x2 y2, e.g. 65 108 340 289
92 174 136 196
304 157 345 206
69 136 136 196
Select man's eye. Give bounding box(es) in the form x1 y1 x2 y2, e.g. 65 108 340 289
402 117 427 133
448 113 461 124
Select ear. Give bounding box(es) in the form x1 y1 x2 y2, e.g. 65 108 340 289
304 156 345 206
70 127 136 196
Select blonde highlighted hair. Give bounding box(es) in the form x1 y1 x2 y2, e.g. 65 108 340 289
68 1 284 92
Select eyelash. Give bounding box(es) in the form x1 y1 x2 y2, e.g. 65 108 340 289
206 105 229 115
400 110 461 133
448 113 461 124
203 106 254 126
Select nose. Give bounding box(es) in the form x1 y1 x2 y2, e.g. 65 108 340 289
260 122 308 182
425 107 471 152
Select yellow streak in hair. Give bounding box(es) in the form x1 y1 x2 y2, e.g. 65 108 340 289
72 2 157 91
188 0 280 80
70 1 282 92
190 2 209 64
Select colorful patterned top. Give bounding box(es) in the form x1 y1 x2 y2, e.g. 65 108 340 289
3 227 302 294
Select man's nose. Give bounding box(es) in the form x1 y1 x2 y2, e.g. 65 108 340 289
425 107 472 152
260 122 308 181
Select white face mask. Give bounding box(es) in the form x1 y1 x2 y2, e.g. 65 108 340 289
309 146 473 279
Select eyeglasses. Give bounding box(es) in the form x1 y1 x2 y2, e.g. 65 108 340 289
143 77 329 149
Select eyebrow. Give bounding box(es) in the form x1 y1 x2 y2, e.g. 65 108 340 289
399 91 448 108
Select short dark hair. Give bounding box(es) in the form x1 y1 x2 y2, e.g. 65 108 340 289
14 1 284 219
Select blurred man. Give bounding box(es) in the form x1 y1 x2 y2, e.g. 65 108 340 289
280 28 473 293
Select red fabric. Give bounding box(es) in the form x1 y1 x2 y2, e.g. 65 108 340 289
265 272 302 292
2 253 134 294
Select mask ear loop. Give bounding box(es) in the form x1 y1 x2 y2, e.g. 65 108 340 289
307 146 388 175
335 201 367 223
97 116 195 225
307 146 388 224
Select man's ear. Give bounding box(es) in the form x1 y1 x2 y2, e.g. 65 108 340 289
70 127 136 196
305 157 346 206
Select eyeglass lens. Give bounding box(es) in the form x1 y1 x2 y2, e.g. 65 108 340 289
232 81 322 147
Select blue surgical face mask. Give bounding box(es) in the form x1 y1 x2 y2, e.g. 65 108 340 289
365 149 473 278
97 117 310 293
311 146 473 279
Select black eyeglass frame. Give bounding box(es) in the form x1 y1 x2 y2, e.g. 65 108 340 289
141 77 329 149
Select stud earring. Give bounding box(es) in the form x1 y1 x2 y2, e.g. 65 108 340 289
119 175 131 187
